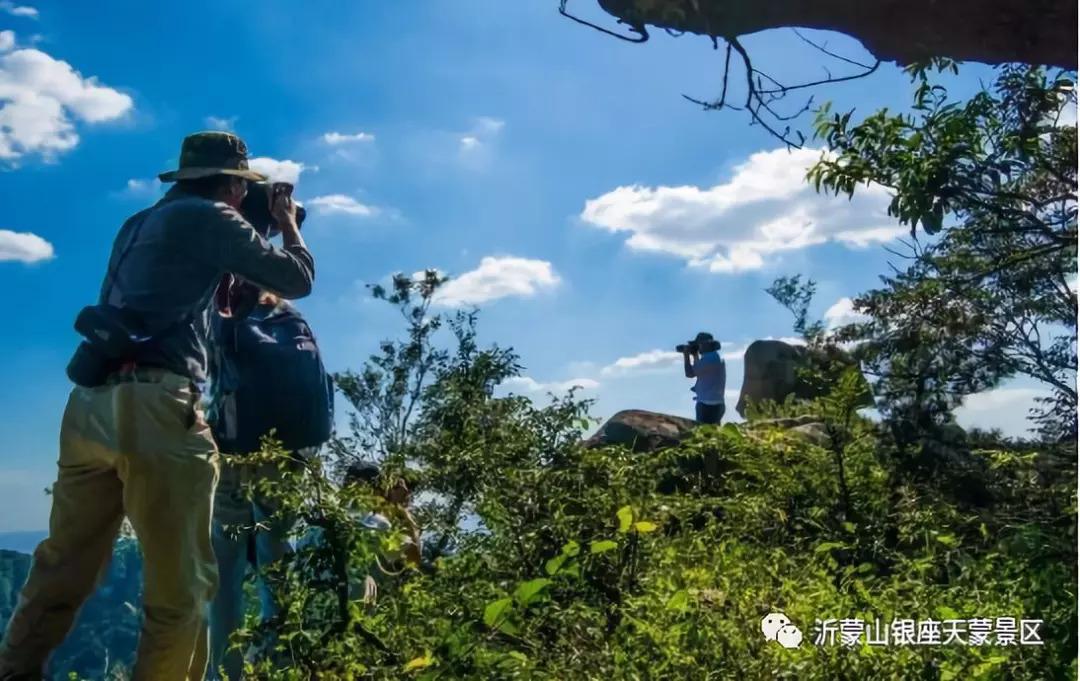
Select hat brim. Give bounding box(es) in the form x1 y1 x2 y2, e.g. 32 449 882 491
158 167 268 182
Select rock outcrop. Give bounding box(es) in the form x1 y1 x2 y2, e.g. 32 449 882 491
585 409 832 453
593 0 1076 68
584 409 698 452
735 340 872 419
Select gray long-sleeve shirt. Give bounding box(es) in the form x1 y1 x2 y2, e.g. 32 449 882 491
98 185 315 383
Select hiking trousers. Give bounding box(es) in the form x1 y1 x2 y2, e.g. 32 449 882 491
0 369 220 681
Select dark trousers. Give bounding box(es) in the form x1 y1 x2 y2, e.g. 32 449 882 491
695 402 725 424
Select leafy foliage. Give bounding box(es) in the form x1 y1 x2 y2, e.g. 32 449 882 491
809 64 1077 442
217 275 1075 679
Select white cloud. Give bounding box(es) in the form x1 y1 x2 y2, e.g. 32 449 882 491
501 376 600 394
0 2 38 18
824 297 870 330
954 387 1048 436
460 135 480 151
580 147 902 273
118 177 162 199
600 336 803 378
0 30 14 52
0 46 133 162
433 256 560 307
0 228 53 262
204 115 236 132
322 131 374 145
248 157 306 184
308 194 375 216
600 349 682 377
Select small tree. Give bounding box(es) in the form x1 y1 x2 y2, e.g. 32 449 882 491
809 63 1077 443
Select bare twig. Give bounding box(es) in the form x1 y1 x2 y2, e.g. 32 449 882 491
792 29 878 70
559 0 648 43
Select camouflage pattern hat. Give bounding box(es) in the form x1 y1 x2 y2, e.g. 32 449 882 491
158 131 268 182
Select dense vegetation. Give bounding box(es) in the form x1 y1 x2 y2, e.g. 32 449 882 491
2 64 1074 680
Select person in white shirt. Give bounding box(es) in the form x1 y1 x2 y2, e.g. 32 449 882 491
682 332 726 424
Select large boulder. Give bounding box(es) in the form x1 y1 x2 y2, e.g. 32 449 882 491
584 409 698 452
735 340 871 419
584 409 833 453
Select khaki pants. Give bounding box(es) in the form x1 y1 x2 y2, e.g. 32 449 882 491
0 369 220 681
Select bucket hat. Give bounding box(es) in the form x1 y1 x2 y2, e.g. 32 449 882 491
158 131 267 182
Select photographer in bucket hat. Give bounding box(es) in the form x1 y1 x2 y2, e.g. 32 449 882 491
679 332 727 424
0 131 315 681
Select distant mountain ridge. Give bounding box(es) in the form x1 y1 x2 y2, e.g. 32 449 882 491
0 540 141 680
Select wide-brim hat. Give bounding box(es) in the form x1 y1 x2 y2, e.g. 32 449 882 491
694 332 721 351
158 130 268 183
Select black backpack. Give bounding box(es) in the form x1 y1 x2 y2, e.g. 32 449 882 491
210 302 334 454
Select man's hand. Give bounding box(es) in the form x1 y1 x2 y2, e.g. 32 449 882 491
271 188 298 233
271 187 306 249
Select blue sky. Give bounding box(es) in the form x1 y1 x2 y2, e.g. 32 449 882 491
0 1 1048 531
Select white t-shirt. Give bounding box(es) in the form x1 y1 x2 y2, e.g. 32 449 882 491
690 351 726 405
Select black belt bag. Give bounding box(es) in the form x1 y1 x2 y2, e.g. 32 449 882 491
66 305 149 388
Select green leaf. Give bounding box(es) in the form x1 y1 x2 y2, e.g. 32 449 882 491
814 541 845 554
496 619 521 636
544 555 567 576
936 605 960 620
633 521 658 534
935 533 959 547
721 422 743 440
616 506 634 533
483 598 513 628
562 540 581 557
666 589 690 611
514 578 551 607
404 653 434 672
590 540 618 554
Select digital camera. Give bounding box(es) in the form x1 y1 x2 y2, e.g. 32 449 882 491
239 181 307 237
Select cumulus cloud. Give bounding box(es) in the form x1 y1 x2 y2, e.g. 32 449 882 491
501 376 600 394
433 256 560 307
204 115 236 132
0 2 37 18
0 44 133 162
0 228 53 262
308 194 375 216
0 30 13 52
580 147 902 273
322 131 374 145
248 157 307 184
600 350 682 377
824 297 871 330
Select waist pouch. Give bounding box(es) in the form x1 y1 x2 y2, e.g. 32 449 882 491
66 305 155 388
